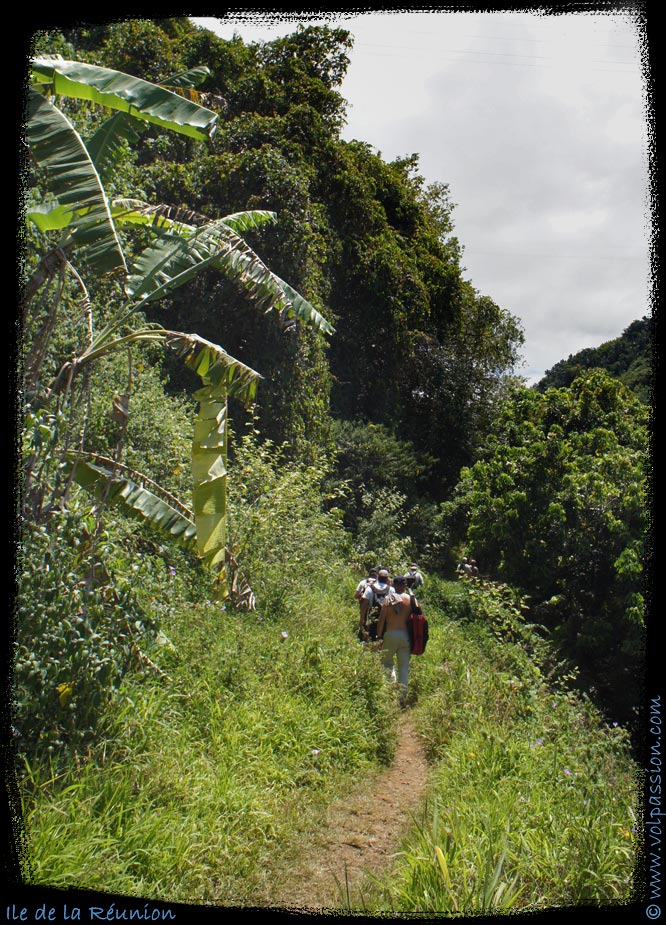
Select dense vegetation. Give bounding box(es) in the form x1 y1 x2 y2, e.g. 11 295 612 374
536 315 652 404
12 16 649 914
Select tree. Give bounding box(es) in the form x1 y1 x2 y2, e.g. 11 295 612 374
536 316 652 404
22 54 334 599
439 370 648 722
31 19 526 502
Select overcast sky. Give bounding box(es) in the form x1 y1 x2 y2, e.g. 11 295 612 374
191 9 651 384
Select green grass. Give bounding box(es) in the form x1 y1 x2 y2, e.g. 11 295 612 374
18 578 399 905
16 577 640 913
358 599 639 915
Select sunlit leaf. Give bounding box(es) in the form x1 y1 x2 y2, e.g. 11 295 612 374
31 56 218 141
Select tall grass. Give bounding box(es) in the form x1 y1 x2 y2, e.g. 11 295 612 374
15 440 640 913
18 579 400 905
360 579 639 915
18 576 639 913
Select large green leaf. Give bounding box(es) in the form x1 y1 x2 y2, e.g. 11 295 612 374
85 65 213 182
166 333 262 572
27 196 208 236
160 66 212 93
66 452 255 607
65 453 197 545
31 56 218 141
26 89 126 274
126 218 335 334
166 332 263 406
272 272 337 334
86 111 143 184
112 202 276 237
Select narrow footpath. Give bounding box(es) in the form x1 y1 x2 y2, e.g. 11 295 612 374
268 711 430 914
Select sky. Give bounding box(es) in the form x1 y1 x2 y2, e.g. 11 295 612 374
191 9 652 384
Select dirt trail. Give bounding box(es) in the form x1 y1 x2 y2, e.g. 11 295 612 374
269 711 430 914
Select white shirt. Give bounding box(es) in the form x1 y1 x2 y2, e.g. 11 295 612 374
363 580 390 604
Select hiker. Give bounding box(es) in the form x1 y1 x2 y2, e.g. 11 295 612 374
376 575 413 707
469 559 480 578
405 562 424 592
359 568 391 642
355 567 378 601
457 556 472 577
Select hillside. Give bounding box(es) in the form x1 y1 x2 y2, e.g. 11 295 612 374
535 315 652 402
11 574 641 915
13 19 649 919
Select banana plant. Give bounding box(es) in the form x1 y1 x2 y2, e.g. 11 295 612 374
23 55 334 601
64 449 255 608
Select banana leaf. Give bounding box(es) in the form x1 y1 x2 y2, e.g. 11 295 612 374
31 57 218 141
167 333 262 573
65 453 197 545
26 89 126 275
66 452 255 608
127 219 334 334
86 111 144 184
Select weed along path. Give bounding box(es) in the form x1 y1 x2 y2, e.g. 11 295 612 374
268 711 430 913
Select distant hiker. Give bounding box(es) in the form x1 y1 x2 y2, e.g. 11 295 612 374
469 559 480 578
376 575 413 707
355 568 378 601
457 557 472 577
359 568 391 642
355 568 379 640
406 562 424 592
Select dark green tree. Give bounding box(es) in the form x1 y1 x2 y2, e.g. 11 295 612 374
536 316 652 404
33 17 525 490
439 370 648 723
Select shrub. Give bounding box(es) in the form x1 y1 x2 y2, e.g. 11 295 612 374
226 426 353 619
10 493 212 760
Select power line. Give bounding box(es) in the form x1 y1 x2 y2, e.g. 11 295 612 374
353 40 638 71
464 249 647 261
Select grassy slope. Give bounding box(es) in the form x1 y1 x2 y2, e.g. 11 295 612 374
17 575 639 914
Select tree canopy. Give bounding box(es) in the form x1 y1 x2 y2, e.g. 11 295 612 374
439 369 648 722
30 19 524 487
536 316 652 404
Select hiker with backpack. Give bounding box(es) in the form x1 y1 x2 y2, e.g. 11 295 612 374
355 568 378 602
376 575 414 707
405 562 424 592
359 568 391 642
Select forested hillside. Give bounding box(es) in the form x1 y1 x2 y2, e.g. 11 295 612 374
13 16 649 915
536 315 652 403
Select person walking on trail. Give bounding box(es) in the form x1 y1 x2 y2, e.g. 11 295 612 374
355 568 378 601
457 556 472 577
406 562 424 592
359 568 391 642
377 575 413 707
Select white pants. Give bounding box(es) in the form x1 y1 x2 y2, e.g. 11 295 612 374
381 629 411 700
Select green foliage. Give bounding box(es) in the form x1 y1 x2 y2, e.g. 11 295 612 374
14 504 157 756
324 418 439 562
351 484 413 574
536 315 652 404
18 577 639 912
18 573 398 905
438 369 648 723
364 580 637 914
78 347 196 502
37 18 524 480
23 44 333 607
225 424 352 620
